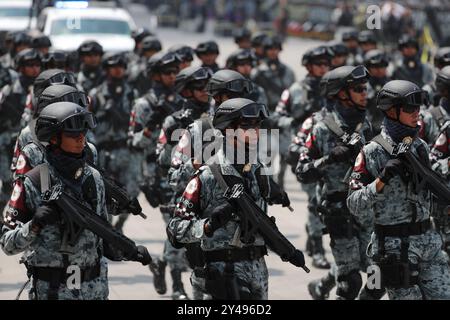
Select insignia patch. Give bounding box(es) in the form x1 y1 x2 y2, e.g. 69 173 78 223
16 154 26 170
11 184 22 202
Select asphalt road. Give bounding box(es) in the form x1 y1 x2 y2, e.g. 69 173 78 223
0 3 338 300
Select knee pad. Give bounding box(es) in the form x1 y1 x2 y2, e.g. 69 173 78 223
336 270 362 300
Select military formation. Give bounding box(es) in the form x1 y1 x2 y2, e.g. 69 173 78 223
1 26 450 300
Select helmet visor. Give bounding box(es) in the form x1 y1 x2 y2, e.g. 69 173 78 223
63 112 97 132
241 102 269 119
49 72 77 86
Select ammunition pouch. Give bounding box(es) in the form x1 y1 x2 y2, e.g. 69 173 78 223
375 255 419 289
318 193 357 239
185 243 206 269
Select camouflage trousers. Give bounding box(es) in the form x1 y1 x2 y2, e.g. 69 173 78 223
190 270 211 300
28 258 109 300
302 183 324 237
162 212 189 272
0 147 13 221
368 229 450 300
205 258 269 300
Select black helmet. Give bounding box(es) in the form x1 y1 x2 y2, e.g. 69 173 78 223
195 41 220 56
78 40 103 56
327 41 349 57
262 36 283 51
321 65 370 97
15 48 41 68
377 80 427 111
251 32 268 47
42 50 67 70
358 31 377 45
364 49 389 68
175 66 213 93
102 52 127 69
226 49 256 69
213 98 269 130
146 50 181 74
36 84 89 118
302 45 333 66
12 32 32 47
435 66 450 94
168 45 194 62
36 102 97 143
133 27 153 45
206 69 253 97
141 36 162 52
342 30 358 42
398 34 419 50
34 69 77 98
434 47 450 69
233 28 252 43
32 35 52 49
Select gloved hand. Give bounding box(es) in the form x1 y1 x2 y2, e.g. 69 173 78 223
379 159 406 184
205 202 234 236
269 190 291 208
328 145 353 163
288 249 306 268
134 245 152 266
31 205 60 230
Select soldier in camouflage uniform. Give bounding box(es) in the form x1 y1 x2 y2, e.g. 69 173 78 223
89 52 139 232
341 30 359 67
0 49 42 217
195 41 221 73
347 80 450 299
167 98 302 300
128 28 153 67
76 41 105 93
31 35 52 56
168 45 195 71
327 42 349 70
129 50 184 210
0 102 151 300
41 51 68 71
423 47 450 107
273 46 332 269
155 66 213 300
364 50 391 134
0 32 32 69
251 35 296 112
297 65 376 300
233 28 252 50
429 67 450 259
250 33 268 66
392 35 434 89
225 49 268 106
354 31 378 66
128 36 162 96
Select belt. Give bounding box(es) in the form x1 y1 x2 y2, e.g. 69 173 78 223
375 219 431 238
32 263 101 284
204 246 267 263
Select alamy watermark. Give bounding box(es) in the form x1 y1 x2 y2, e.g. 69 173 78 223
366 5 381 30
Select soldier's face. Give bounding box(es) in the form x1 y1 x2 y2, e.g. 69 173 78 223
237 39 252 50
236 63 252 77
179 61 192 70
402 46 418 58
193 88 209 103
58 132 86 154
107 65 126 79
344 40 358 49
348 83 368 107
22 61 41 78
199 53 218 66
82 53 102 67
266 48 280 60
369 66 387 78
360 43 376 53
331 55 347 68
309 61 329 77
160 69 178 87
398 106 420 128
143 50 159 58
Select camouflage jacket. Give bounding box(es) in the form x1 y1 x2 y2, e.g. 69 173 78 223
431 99 450 163
251 59 296 110
347 128 432 229
245 81 268 106
296 104 373 196
89 81 137 148
392 60 435 88
1 161 108 268
77 67 105 93
128 83 184 154
167 149 272 251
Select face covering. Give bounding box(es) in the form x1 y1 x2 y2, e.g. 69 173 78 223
47 146 87 181
383 116 420 144
335 101 366 132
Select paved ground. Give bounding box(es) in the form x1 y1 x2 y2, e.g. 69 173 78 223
0 3 340 300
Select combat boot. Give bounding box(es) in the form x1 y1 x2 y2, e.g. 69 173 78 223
308 272 335 300
149 258 167 295
171 269 189 300
310 236 331 269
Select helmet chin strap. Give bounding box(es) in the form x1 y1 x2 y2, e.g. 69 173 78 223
338 88 366 111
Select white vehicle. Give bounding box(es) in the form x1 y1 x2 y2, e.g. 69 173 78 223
0 0 36 34
37 3 137 52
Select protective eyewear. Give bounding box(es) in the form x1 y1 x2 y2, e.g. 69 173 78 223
49 72 77 85
161 52 181 65
192 68 213 81
224 79 254 94
401 104 421 114
403 90 428 107
63 92 89 108
63 112 97 132
241 103 269 119
161 68 179 75
351 65 370 79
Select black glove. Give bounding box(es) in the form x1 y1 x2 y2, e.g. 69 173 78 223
288 249 306 268
205 202 234 236
269 189 291 208
329 145 353 163
31 205 60 230
379 159 406 184
133 245 152 266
